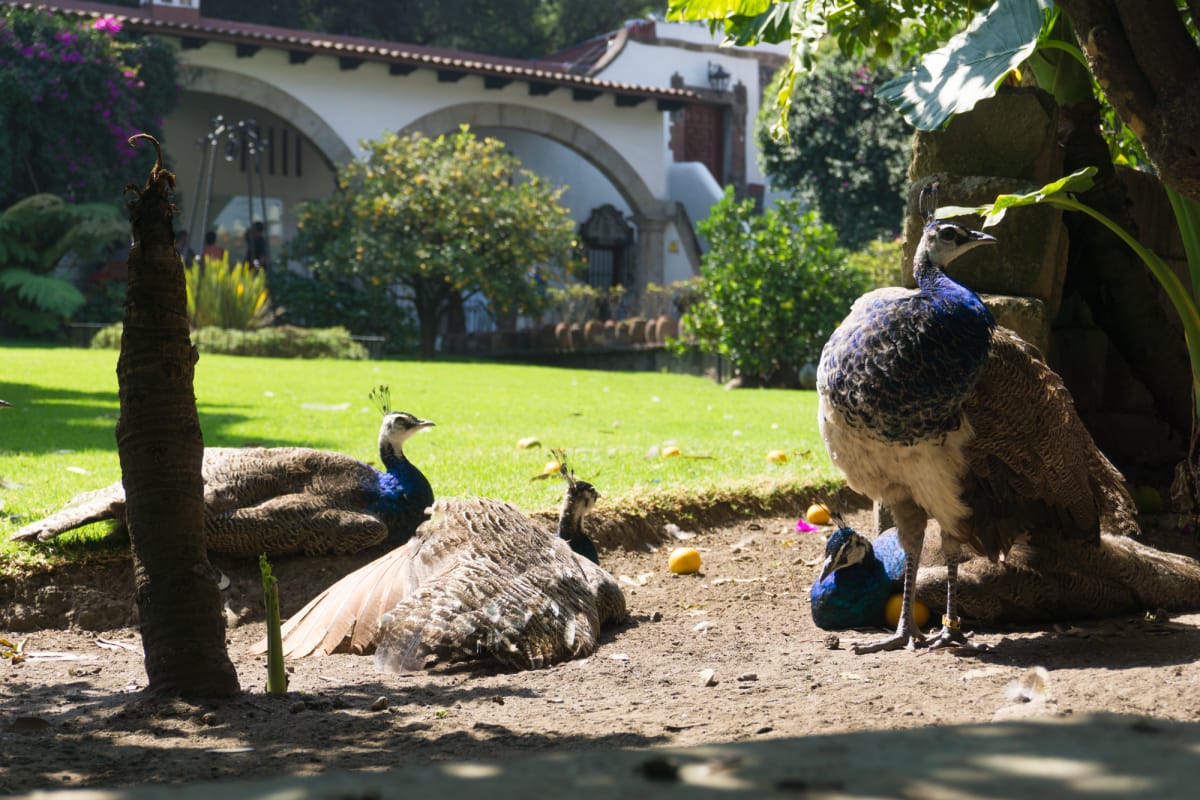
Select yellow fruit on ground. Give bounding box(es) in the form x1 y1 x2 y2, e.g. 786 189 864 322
668 547 702 574
661 445 682 458
516 436 541 450
766 450 788 463
806 503 831 525
884 594 930 628
1133 485 1164 513
543 460 562 475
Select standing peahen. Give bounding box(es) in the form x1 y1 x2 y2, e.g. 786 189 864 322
816 184 1137 653
253 463 625 671
11 386 434 557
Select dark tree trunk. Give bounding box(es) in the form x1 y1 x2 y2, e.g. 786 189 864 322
1059 0 1200 512
119 135 239 697
413 277 451 360
1058 0 1200 203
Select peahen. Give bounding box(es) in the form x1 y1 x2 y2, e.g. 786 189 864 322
252 464 626 671
11 386 434 557
816 184 1137 653
813 523 1200 630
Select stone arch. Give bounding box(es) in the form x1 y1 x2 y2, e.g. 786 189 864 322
404 103 665 219
179 67 353 166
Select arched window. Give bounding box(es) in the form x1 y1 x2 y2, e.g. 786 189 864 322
580 205 635 292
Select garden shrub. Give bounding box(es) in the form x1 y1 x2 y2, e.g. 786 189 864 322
268 269 418 354
91 322 368 359
682 188 871 381
186 254 276 330
846 237 906 290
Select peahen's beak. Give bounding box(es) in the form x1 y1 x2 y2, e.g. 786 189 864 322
818 553 838 582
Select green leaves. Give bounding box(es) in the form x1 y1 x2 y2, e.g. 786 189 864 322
185 253 276 331
291 127 577 356
937 166 1098 227
684 188 866 376
0 268 86 316
877 0 1053 130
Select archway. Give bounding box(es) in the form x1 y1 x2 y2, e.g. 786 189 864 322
179 67 353 166
404 103 666 221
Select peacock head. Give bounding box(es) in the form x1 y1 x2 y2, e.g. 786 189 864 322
919 220 997 268
553 450 599 519
550 450 601 562
818 525 873 582
378 411 435 453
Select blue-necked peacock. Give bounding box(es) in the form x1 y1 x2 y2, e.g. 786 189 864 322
11 386 433 557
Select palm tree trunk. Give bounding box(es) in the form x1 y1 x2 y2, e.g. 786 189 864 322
118 135 239 697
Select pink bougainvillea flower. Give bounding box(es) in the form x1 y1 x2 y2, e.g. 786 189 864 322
94 17 123 34
795 517 819 533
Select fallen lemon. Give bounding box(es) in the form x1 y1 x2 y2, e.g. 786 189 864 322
1133 485 1164 513
543 460 562 475
805 503 831 525
884 594 930 628
516 437 541 450
766 450 788 463
668 547 701 574
661 445 682 458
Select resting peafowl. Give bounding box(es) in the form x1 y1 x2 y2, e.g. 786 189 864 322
813 522 1200 630
253 463 625 671
816 184 1137 653
11 386 434 558
810 525 905 630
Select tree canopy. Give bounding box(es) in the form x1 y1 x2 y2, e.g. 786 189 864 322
758 58 911 249
108 0 662 59
289 127 578 358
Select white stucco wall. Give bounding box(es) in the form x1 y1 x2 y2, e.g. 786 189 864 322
173 42 673 201
472 128 629 224
591 21 789 193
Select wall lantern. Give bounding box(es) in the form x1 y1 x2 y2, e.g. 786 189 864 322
707 61 731 93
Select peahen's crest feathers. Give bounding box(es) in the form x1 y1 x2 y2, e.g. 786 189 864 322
369 385 392 415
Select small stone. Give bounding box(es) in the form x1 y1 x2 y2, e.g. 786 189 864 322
822 634 841 650
200 712 219 726
736 673 758 682
650 611 664 622
369 696 389 712
288 701 305 714
698 668 718 687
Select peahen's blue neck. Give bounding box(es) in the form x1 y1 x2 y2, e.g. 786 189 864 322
371 440 433 545
914 254 993 323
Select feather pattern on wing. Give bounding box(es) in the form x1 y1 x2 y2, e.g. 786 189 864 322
252 495 627 671
956 327 1137 559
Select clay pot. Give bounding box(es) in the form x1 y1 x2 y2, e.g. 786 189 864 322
629 318 647 344
655 315 678 342
555 321 572 349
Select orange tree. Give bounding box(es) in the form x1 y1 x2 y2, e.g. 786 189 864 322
289 127 578 358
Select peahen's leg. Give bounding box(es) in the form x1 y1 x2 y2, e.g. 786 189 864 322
852 499 927 654
927 539 980 649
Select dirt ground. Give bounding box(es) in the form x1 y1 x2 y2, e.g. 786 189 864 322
3 507 1200 795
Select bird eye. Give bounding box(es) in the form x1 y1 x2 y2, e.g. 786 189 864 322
938 227 957 242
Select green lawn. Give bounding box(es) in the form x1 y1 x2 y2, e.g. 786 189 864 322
0 344 839 559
